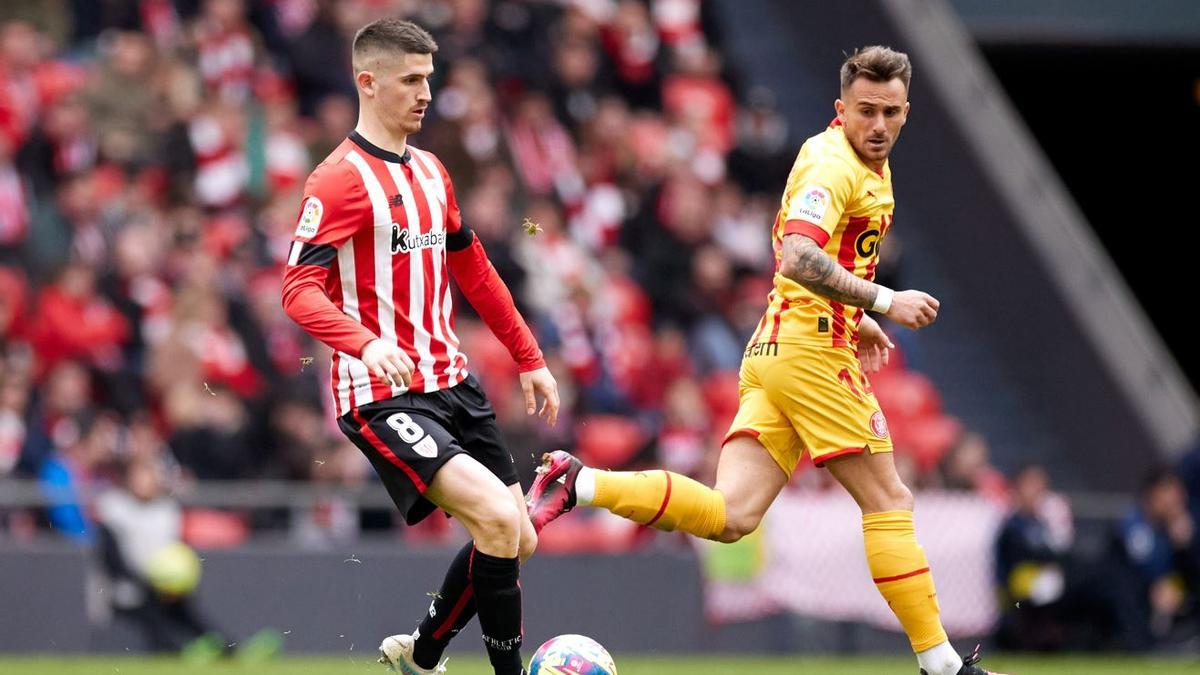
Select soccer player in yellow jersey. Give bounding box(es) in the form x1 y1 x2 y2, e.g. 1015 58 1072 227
528 46 1006 675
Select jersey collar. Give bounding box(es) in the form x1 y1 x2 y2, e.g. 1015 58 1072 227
349 131 411 164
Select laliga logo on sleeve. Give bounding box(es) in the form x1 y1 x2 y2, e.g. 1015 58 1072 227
795 185 830 223
295 196 323 239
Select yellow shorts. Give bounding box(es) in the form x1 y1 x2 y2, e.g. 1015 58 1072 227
724 343 893 476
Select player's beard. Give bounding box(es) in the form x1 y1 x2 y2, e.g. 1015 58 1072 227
398 117 423 135
856 136 891 164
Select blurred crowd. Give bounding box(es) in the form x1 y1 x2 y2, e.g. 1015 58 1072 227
0 0 1018 550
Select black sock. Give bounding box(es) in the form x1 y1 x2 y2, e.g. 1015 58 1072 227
471 550 524 675
412 542 478 669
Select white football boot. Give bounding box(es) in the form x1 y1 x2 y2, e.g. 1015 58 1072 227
377 633 447 674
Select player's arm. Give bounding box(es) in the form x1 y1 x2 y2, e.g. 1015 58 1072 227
446 230 559 425
439 164 558 424
779 233 881 307
282 264 413 388
779 158 888 308
780 234 938 329
281 166 413 387
779 155 938 329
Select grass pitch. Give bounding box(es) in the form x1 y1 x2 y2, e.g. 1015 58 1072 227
2 654 1198 674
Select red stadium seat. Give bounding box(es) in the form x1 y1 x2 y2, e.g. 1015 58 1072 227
575 414 647 469
892 414 963 475
182 509 250 549
871 370 942 422
701 370 741 420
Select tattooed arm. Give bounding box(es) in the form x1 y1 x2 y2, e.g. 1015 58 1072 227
779 233 942 328
778 233 881 308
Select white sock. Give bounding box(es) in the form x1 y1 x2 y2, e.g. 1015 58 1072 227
916 640 962 675
574 467 596 506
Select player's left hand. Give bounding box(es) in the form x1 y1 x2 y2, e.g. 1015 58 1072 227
857 314 894 374
520 366 560 427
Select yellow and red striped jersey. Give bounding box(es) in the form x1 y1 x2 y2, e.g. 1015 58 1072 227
749 119 895 351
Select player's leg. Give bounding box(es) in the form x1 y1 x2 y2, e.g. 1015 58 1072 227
528 359 795 542
450 376 539 563
412 380 538 673
770 346 1001 675
710 434 790 542
826 450 985 675
342 403 523 675
531 433 786 542
423 456 525 675
410 491 532 670
408 468 536 671
512 483 539 562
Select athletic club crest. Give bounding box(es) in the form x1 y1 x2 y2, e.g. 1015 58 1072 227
870 411 890 439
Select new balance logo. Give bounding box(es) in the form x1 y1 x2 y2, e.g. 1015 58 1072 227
388 194 404 207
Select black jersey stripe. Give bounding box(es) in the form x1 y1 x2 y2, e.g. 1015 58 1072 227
445 224 474 252
296 242 337 267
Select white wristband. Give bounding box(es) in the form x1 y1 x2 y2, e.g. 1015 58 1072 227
871 286 894 314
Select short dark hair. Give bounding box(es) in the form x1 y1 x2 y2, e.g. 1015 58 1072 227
352 19 437 71
840 45 911 92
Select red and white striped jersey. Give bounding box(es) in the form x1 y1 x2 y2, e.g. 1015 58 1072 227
282 132 544 417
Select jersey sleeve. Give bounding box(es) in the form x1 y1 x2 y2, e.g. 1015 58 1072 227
281 162 379 357
781 153 856 247
291 162 371 248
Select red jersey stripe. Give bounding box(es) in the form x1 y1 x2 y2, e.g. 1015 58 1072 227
832 216 872 347
410 148 464 387
768 299 791 343
345 150 403 403
406 159 451 390
352 408 427 492
783 219 831 247
385 160 437 392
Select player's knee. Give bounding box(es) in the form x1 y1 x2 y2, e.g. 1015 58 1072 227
717 510 763 543
888 482 914 511
475 497 518 538
472 494 523 548
518 524 538 563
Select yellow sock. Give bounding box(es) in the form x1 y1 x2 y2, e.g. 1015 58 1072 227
863 510 948 652
592 470 727 541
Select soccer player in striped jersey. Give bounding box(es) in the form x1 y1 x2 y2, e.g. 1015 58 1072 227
528 47 1006 675
281 19 558 675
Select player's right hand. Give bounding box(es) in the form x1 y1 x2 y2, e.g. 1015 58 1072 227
885 290 940 329
361 338 415 388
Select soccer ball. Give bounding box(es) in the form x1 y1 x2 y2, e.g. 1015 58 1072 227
145 542 202 596
529 634 617 675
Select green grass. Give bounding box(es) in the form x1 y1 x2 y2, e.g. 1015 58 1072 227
3 655 1198 675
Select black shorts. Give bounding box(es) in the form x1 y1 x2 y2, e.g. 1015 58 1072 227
338 374 518 525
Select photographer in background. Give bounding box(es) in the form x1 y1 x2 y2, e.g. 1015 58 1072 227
1111 467 1200 649
95 458 225 657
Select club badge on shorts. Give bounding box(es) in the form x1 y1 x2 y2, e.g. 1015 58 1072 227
870 411 890 439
